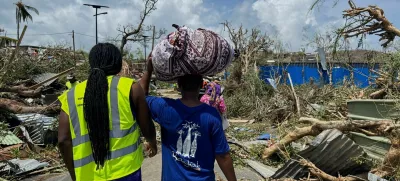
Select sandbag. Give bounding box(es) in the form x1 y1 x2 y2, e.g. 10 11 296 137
152 25 234 81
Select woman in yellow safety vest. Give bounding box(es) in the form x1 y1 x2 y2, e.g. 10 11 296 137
66 74 79 89
57 43 157 181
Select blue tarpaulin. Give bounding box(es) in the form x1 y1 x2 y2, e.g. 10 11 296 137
259 62 380 88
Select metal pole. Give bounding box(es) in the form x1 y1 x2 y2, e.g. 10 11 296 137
144 37 147 60
152 25 155 50
95 8 98 44
72 30 76 66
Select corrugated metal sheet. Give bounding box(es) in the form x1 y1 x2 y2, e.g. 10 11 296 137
272 129 368 179
347 99 393 161
14 114 57 145
347 99 400 120
0 131 23 145
0 159 49 175
32 73 58 87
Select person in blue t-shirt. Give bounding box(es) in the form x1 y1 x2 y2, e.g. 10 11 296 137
140 57 236 181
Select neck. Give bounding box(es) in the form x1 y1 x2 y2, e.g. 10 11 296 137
180 91 201 107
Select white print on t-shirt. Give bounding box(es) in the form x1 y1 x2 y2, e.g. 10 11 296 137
174 121 201 171
172 151 201 171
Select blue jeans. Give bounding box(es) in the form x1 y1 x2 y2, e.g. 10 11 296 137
114 169 141 181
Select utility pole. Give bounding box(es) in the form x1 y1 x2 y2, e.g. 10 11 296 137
152 25 155 50
72 30 76 66
83 4 109 44
142 35 150 60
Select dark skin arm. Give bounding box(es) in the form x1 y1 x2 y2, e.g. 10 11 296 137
130 82 157 156
216 152 237 181
58 111 76 181
139 55 153 95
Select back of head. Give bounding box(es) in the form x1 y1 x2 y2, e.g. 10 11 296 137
83 43 122 169
88 43 122 74
177 74 203 92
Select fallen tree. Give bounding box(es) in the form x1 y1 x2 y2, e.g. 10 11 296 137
0 85 43 97
0 98 59 114
299 159 361 181
263 117 400 178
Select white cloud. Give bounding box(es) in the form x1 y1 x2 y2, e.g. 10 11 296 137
2 0 398 52
252 0 318 50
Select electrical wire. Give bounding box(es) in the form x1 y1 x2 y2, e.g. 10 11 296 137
75 32 108 40
6 32 71 36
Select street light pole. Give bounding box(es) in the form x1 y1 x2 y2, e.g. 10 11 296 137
142 35 150 59
83 4 109 44
95 8 98 44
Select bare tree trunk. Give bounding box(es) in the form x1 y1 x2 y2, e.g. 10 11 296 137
0 98 60 114
17 22 20 40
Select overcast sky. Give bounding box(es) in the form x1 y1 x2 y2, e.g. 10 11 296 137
1 0 399 53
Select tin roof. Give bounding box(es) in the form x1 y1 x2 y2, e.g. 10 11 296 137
0 131 23 146
272 129 368 179
15 114 57 145
32 73 58 87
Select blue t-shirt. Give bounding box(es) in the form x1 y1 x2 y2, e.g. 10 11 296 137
146 96 230 181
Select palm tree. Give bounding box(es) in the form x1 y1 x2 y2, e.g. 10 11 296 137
15 1 39 40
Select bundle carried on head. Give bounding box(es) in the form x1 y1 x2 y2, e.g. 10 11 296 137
152 24 235 81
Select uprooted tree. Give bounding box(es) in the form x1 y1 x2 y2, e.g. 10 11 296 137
117 0 166 55
222 21 274 83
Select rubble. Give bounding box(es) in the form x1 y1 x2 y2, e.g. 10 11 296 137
0 131 23 146
14 113 58 145
0 159 49 175
272 129 368 179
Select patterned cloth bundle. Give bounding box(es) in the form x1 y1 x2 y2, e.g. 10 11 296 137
151 24 234 81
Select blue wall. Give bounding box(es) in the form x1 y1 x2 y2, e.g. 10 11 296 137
259 62 380 88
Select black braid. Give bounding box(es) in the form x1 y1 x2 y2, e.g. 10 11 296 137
84 43 122 169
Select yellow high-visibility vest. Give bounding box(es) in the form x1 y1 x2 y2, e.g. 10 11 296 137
66 80 79 89
58 76 143 181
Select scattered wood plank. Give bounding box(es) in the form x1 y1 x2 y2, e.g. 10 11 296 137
229 119 250 123
245 159 277 179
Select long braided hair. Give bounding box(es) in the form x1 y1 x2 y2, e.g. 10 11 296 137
84 43 122 169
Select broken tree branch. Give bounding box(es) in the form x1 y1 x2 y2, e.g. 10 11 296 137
0 98 60 114
119 0 159 52
342 0 400 47
299 159 361 181
0 86 43 97
263 117 395 159
288 73 300 117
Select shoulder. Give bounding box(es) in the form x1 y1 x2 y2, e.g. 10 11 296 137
119 76 136 83
146 96 177 106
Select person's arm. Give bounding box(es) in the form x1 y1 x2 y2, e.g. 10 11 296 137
211 114 236 181
130 82 157 157
58 111 76 181
216 153 236 181
140 55 153 95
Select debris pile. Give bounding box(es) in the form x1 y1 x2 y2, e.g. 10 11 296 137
224 70 400 180
0 44 83 179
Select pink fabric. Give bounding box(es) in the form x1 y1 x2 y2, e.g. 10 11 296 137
200 94 226 114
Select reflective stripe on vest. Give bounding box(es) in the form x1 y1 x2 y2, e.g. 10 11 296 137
67 76 140 168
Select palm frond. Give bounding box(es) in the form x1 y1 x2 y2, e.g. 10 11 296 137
24 5 39 15
20 7 33 21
